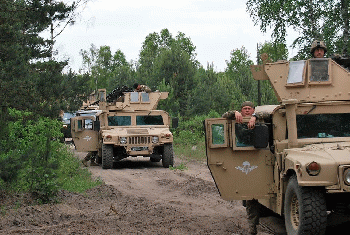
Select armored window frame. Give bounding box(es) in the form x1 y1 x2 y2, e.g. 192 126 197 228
231 121 256 150
207 119 229 148
286 60 306 87
130 92 139 102
130 92 151 103
141 92 150 103
307 58 332 85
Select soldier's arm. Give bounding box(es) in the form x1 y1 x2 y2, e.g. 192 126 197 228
222 110 243 123
253 111 270 120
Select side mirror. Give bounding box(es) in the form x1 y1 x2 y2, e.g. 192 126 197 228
253 124 269 148
172 117 179 129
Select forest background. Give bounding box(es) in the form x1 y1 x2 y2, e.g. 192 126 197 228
1 0 350 202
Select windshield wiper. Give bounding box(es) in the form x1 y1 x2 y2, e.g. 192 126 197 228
306 105 316 115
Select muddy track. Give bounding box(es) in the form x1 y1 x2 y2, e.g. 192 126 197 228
2 150 349 234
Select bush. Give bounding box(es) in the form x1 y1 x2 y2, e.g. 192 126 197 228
0 108 101 203
173 110 221 161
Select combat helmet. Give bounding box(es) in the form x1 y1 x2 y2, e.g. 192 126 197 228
310 40 327 54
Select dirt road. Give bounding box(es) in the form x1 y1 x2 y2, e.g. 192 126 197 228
2 151 349 234
0 152 271 235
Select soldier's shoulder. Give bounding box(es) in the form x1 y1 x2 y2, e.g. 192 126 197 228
222 110 237 119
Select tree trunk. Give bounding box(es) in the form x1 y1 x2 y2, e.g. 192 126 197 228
342 0 349 55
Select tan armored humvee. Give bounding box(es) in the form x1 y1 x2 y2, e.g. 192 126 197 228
205 57 350 234
71 88 174 169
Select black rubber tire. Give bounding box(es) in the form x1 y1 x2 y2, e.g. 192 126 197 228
102 144 113 169
284 175 327 235
162 144 174 168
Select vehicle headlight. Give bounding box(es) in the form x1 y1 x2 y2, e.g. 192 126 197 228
344 168 350 185
120 137 127 144
152 136 159 143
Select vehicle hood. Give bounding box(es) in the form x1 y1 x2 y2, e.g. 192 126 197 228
101 127 171 136
285 142 350 166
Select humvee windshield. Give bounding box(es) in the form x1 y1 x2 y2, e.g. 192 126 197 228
297 113 350 138
136 115 164 125
108 116 131 126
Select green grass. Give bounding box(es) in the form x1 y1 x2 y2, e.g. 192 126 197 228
170 163 188 171
174 141 206 162
58 147 102 193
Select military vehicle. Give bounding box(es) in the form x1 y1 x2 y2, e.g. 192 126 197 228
71 87 174 169
205 57 350 234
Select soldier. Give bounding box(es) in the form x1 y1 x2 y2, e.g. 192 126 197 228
222 101 260 235
82 151 98 167
222 101 256 129
133 83 151 93
311 40 327 58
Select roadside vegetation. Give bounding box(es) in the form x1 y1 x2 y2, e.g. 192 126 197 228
0 109 102 204
172 111 221 164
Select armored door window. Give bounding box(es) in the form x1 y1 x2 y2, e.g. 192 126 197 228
84 119 93 129
77 120 83 130
206 119 228 148
212 124 225 145
235 123 254 147
98 89 106 102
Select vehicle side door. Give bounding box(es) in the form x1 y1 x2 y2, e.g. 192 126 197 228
71 116 99 152
205 118 274 201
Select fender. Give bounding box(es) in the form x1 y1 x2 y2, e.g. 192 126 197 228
283 147 338 187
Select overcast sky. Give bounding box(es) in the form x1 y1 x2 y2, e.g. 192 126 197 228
52 0 295 73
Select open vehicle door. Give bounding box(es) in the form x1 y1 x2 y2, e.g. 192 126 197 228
71 116 99 152
205 118 274 201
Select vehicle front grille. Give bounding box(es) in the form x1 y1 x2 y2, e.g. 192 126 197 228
129 136 151 145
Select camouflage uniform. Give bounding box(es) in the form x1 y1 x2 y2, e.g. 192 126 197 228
82 151 98 167
133 83 151 93
246 199 261 235
222 110 270 120
222 110 237 119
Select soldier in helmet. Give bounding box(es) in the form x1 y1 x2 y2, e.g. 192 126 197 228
311 40 327 58
133 83 151 93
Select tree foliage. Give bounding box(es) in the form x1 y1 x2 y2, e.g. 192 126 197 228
137 29 198 115
246 0 350 59
78 29 281 116
0 0 87 116
80 44 135 93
